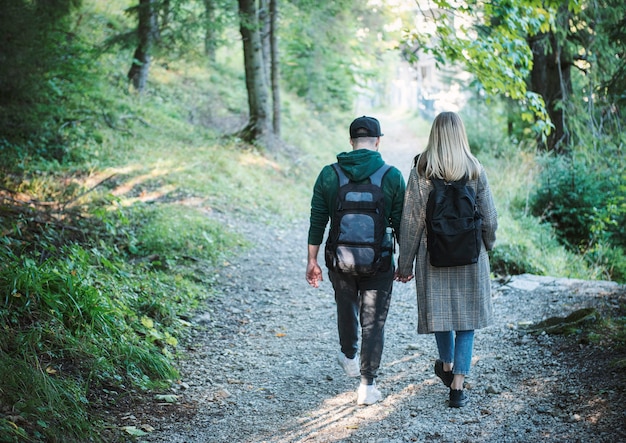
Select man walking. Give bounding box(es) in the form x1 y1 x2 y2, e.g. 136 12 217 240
306 116 406 405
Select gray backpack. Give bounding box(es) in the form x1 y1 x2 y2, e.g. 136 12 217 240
325 163 392 275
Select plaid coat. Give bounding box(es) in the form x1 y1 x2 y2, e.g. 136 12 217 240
397 165 498 334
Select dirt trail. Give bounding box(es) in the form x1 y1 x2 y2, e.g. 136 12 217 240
377 111 427 180
140 113 626 443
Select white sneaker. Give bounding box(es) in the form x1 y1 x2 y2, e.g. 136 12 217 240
337 351 360 378
357 382 382 406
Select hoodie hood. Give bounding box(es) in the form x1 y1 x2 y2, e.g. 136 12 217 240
336 149 384 182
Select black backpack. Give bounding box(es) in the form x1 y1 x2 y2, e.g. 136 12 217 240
426 177 482 267
325 162 393 276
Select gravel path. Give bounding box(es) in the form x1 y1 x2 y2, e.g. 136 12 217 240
139 212 625 443
137 114 626 443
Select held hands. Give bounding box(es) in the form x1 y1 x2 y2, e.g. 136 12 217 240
394 270 414 283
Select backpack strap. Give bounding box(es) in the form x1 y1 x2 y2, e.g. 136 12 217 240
369 163 391 187
331 163 349 187
332 162 391 187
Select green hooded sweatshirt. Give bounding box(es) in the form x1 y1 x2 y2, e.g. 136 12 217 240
308 149 406 246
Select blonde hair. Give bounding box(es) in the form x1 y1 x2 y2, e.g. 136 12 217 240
416 112 481 181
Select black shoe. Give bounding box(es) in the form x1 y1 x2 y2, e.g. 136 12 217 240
434 359 453 387
449 389 468 408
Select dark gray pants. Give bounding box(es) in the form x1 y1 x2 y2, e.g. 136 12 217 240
329 268 393 385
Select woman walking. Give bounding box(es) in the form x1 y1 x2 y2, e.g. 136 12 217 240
394 111 498 407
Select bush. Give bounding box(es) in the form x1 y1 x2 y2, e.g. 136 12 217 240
528 151 626 283
529 154 626 251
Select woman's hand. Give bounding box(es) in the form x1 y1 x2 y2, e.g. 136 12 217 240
394 271 414 283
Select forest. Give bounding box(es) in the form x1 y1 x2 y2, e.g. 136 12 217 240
0 0 625 441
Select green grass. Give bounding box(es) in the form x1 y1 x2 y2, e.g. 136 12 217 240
0 244 178 441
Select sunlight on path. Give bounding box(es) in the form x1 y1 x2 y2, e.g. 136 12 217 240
259 354 433 443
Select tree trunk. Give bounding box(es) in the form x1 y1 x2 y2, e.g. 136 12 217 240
203 0 217 62
269 0 280 136
528 7 572 152
238 0 272 147
259 0 271 85
128 0 157 93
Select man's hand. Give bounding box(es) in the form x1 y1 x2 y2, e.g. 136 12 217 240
306 261 323 288
306 244 323 288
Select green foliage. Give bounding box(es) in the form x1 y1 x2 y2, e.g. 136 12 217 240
585 244 626 284
568 0 626 107
0 2 326 438
460 94 595 280
460 94 511 156
488 211 592 279
490 243 541 276
529 154 626 248
280 1 402 112
0 355 93 443
280 2 355 111
530 156 602 248
528 152 626 282
0 0 98 166
403 0 625 151
402 0 556 139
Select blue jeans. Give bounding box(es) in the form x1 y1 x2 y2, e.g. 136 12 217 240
434 330 475 376
329 268 393 385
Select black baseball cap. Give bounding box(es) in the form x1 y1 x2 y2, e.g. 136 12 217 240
349 116 384 138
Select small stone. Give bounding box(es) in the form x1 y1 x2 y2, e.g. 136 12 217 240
486 385 501 395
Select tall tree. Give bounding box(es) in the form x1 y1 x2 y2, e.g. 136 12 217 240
128 0 158 93
528 6 573 152
238 0 272 146
269 0 280 136
259 0 271 83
